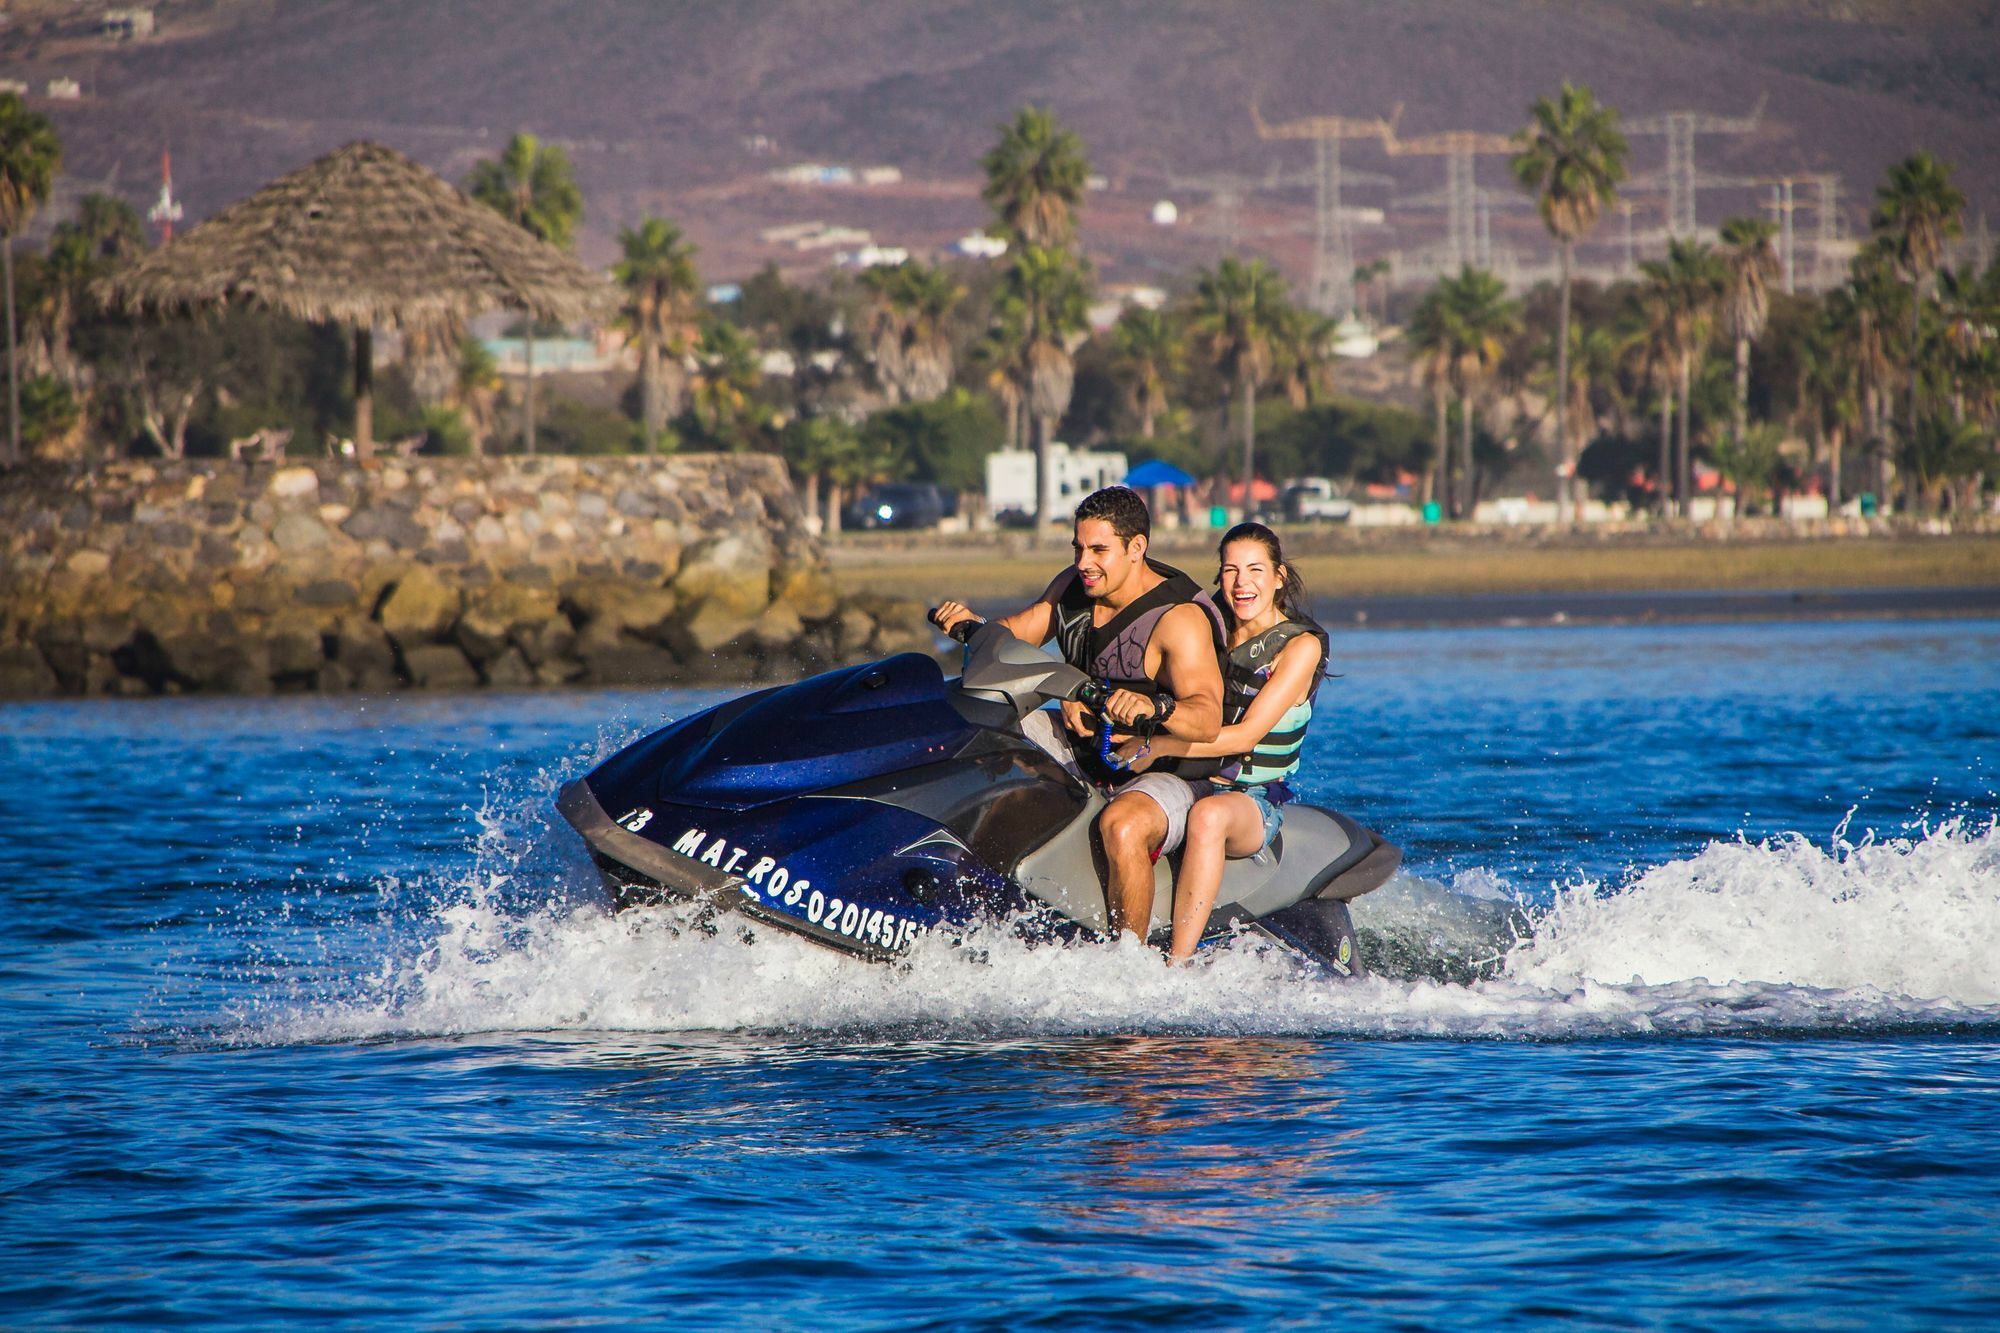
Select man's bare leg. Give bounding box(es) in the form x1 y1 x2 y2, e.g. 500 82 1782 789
1098 791 1167 939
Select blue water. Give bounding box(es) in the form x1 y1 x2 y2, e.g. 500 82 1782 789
5 619 2000 1329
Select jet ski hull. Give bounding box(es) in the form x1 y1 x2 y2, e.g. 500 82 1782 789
559 645 1400 973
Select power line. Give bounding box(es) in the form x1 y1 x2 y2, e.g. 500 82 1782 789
1250 102 1400 317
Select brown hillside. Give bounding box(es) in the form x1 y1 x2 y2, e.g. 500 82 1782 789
5 0 1996 288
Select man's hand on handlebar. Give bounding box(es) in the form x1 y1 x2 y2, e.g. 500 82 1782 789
928 601 981 643
1100 687 1162 729
1063 684 1169 738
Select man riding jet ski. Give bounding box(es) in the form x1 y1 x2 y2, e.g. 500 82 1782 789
557 492 1400 973
931 485 1233 947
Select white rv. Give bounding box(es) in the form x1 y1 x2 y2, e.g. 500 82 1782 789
985 444 1130 523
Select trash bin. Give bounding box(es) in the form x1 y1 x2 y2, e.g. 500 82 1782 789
1209 505 1229 529
1859 492 1878 517
1422 501 1442 525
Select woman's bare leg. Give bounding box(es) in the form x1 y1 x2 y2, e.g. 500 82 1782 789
1169 791 1269 962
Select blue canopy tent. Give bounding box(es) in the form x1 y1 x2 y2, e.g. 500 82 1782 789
1122 460 1196 489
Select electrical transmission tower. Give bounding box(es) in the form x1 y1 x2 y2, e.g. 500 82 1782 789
1625 96 1766 238
1381 125 1518 275
1250 102 1400 317
1702 165 1846 292
1809 174 1845 289
1159 163 1316 255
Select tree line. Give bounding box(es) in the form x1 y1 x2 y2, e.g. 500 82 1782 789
1 89 1993 523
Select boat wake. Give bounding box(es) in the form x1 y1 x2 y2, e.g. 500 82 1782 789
249 811 2000 1045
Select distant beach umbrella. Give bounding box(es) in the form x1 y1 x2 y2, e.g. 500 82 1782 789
97 140 609 456
1121 459 1195 489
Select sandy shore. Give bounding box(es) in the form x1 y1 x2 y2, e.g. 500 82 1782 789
830 529 2000 626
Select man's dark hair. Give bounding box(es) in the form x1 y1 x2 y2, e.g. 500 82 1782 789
1074 486 1151 544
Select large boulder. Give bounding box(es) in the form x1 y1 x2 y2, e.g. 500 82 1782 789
378 566 461 641
751 601 803 651
455 583 561 664
330 615 401 692
161 634 273 694
572 632 683 686
671 531 771 620
867 599 935 656
268 466 320 503
264 611 331 681
0 642 57 697
512 614 578 673
402 643 481 690
674 598 762 656
483 647 537 689
770 562 839 621
272 511 334 555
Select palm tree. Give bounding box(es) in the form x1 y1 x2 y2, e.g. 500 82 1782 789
981 107 1088 249
688 319 766 449
1406 284 1455 509
1562 321 1622 501
1627 286 1681 514
1442 267 1518 518
860 260 962 404
1109 305 1181 439
780 414 855 533
823 421 901 539
467 132 583 454
1189 257 1290 520
1834 251 1908 508
1512 82 1629 522
1001 245 1090 526
1711 422 1785 516
1717 215 1780 444
1871 152 1964 470
1936 262 2000 426
1900 412 1988 513
973 301 1030 454
613 216 700 452
450 337 504 456
1640 238 1727 516
1353 258 1392 324
1407 268 1516 518
1798 313 1857 512
1272 305 1336 409
0 92 62 465
24 195 143 389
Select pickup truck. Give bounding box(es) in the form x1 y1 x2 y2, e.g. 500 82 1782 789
1282 478 1354 523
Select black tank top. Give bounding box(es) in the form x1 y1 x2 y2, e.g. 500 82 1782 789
1044 559 1228 783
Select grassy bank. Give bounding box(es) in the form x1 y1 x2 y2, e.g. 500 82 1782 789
831 534 2000 605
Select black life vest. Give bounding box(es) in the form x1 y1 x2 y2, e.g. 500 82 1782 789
1045 558 1228 783
1217 615 1330 789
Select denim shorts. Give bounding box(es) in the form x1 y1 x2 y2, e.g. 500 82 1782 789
1215 782 1284 851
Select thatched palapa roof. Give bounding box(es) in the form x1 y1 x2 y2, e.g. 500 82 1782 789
99 140 607 330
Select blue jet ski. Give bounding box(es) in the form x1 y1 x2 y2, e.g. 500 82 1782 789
558 621 1400 973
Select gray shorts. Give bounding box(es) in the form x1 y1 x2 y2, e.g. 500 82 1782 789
1109 771 1198 856
1022 709 1197 854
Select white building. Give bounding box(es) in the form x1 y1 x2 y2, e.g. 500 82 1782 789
836 244 908 269
951 233 1008 259
986 444 1129 518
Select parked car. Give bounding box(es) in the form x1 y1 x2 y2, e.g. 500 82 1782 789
843 482 949 530
1282 477 1354 523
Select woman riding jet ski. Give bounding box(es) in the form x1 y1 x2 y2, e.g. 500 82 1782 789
556 621 1402 974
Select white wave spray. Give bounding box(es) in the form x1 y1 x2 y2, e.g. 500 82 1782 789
1508 815 2000 1006
259 813 2000 1045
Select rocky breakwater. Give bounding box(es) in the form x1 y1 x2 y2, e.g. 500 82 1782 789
0 456 933 698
